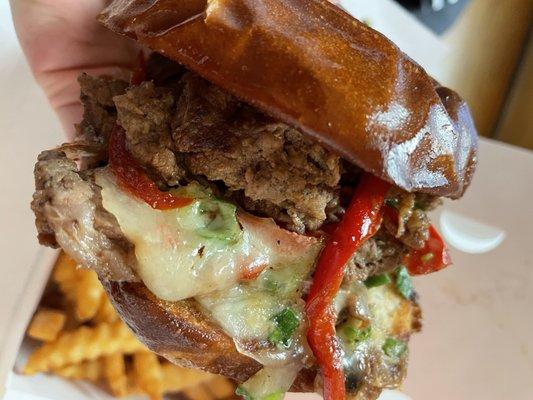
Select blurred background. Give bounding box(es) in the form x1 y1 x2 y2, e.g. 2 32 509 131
394 0 533 150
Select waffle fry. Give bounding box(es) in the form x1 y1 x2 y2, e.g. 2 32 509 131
52 252 77 282
75 268 105 321
133 352 164 400
53 251 105 321
206 376 236 399
23 321 147 374
52 253 77 303
53 359 101 382
184 384 215 400
25 251 237 400
103 354 128 397
27 308 66 342
160 363 214 392
94 295 119 323
125 369 143 396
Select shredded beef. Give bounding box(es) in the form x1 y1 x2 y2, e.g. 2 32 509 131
77 74 128 143
171 73 342 232
344 231 407 282
384 189 435 249
73 55 432 248
32 145 138 281
114 82 185 186
81 67 343 233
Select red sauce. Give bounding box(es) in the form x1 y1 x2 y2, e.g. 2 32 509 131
108 125 192 210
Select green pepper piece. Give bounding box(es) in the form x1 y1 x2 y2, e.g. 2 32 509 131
364 273 391 288
342 324 372 345
268 308 300 348
395 265 413 299
196 199 241 243
382 338 407 359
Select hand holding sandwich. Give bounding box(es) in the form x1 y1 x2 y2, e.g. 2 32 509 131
10 0 138 136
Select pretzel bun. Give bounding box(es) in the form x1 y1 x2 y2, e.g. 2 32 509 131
101 280 263 382
99 0 478 199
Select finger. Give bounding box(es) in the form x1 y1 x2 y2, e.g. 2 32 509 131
42 65 130 139
10 0 139 137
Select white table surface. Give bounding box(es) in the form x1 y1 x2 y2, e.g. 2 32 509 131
1 1 532 400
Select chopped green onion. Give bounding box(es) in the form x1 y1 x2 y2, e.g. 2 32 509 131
364 273 392 288
264 279 280 293
382 338 407 359
196 199 241 243
342 324 372 345
421 252 435 263
385 198 400 209
268 308 300 348
395 266 413 299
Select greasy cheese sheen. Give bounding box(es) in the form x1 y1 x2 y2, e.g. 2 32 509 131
95 168 414 398
95 169 321 303
197 257 316 366
366 284 404 343
339 283 408 383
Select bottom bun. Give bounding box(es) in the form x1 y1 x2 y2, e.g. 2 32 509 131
101 280 269 383
101 279 421 398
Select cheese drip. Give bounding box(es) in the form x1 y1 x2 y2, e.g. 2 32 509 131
97 169 320 301
96 168 414 399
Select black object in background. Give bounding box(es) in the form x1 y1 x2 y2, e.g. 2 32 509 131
395 0 471 34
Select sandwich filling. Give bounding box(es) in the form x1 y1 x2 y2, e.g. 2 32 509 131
32 54 449 400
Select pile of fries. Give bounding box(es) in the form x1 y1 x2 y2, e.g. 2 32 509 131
23 252 237 400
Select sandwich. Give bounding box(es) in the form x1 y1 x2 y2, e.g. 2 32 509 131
31 0 478 399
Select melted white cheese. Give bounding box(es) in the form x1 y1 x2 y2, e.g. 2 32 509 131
367 284 404 343
97 170 257 300
96 168 320 302
95 169 409 396
198 259 316 366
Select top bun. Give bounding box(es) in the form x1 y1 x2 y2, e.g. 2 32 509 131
99 0 478 198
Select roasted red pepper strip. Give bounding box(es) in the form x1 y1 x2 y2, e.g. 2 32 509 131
109 125 192 210
305 174 391 400
403 225 451 275
384 207 452 275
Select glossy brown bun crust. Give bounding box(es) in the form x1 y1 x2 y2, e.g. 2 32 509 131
100 0 478 199
102 280 262 381
101 280 316 391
